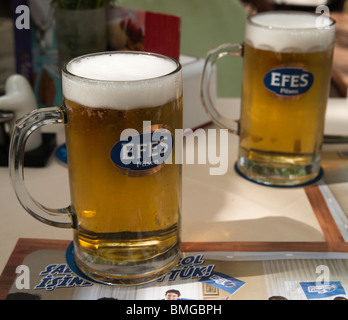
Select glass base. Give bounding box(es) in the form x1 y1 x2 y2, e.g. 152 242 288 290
66 241 180 286
236 155 323 188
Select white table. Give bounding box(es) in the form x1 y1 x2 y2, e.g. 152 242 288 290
1 98 348 274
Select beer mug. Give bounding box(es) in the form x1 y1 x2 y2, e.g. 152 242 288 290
201 11 336 186
9 52 183 285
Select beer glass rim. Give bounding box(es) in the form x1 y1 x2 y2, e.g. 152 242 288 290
62 51 182 84
247 11 336 31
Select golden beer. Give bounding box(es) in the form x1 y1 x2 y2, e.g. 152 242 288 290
62 52 182 284
201 11 336 186
9 52 182 285
237 12 336 185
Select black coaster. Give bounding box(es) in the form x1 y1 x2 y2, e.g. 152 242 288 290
234 162 324 188
0 133 56 167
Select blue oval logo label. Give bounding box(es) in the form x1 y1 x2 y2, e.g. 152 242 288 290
264 67 314 97
110 125 173 177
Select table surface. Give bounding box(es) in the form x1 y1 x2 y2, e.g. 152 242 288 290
1 98 348 276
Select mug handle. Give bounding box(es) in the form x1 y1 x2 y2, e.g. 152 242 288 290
9 106 73 228
201 43 243 134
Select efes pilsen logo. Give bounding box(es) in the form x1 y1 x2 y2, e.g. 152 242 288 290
264 67 314 98
111 123 173 177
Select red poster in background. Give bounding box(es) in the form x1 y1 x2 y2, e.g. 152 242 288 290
144 12 181 61
107 7 181 61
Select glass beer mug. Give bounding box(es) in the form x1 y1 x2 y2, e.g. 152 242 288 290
9 52 183 285
201 11 336 186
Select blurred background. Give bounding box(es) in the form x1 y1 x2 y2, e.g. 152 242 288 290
0 0 347 102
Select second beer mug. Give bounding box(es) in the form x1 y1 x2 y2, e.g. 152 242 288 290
9 52 183 285
201 11 336 186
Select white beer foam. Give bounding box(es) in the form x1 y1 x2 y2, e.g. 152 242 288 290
62 53 181 109
245 12 335 52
